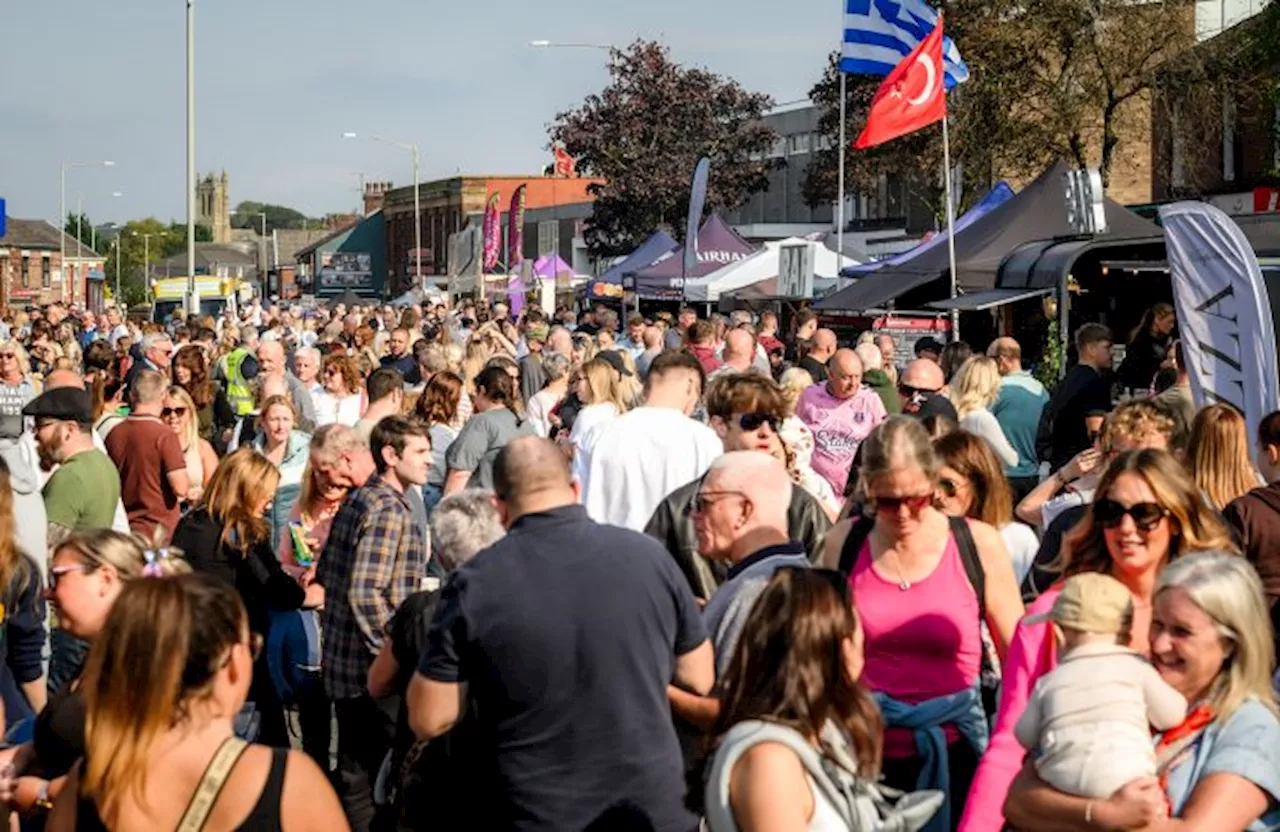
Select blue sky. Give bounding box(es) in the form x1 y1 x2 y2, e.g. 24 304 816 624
1 0 837 227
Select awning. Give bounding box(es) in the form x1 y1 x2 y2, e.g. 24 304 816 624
925 287 1051 312
813 270 939 311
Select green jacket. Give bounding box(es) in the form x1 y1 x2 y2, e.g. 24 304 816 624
864 369 901 415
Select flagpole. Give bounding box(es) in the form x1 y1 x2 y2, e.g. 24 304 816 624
942 112 959 341
837 72 847 263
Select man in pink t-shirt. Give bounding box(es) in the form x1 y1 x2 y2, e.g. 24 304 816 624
795 348 887 497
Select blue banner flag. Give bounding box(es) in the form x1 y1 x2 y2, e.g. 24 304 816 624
841 0 968 88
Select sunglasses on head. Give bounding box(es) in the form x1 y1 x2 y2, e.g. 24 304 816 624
737 412 780 433
1093 498 1169 531
870 493 933 514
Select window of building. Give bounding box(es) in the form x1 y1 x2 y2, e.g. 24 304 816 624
788 134 812 155
43 257 52 288
769 138 786 158
20 256 29 288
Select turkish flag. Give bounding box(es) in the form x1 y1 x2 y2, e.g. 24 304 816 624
854 17 947 149
553 146 577 178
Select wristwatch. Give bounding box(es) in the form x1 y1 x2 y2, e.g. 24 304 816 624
34 780 52 811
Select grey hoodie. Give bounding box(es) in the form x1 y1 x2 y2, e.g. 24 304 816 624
0 438 47 572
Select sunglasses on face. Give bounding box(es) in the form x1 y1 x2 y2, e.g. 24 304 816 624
870 493 933 514
897 383 939 398
161 407 187 418
937 477 963 498
737 412 780 433
1093 498 1169 531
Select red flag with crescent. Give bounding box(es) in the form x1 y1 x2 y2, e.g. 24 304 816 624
854 16 947 149
553 145 577 178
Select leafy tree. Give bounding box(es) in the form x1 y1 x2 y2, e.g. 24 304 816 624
63 213 102 253
549 40 779 259
231 201 311 232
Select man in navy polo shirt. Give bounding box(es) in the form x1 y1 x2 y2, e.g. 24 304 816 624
410 436 713 831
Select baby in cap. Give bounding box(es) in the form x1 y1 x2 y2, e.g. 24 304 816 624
1015 572 1187 798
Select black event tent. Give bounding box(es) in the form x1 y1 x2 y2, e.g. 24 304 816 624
815 161 1162 312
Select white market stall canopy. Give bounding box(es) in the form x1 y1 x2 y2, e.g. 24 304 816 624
681 237 857 302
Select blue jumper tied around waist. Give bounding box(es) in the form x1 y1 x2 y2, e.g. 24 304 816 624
874 687 989 832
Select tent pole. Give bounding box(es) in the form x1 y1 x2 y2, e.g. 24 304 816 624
837 72 847 263
942 113 959 342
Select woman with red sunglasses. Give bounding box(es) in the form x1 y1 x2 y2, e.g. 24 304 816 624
820 416 1025 830
960 448 1237 831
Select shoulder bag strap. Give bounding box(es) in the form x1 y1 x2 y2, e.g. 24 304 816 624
837 516 876 577
949 517 986 623
177 736 248 832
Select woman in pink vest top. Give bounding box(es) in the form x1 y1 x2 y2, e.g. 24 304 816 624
821 417 1026 831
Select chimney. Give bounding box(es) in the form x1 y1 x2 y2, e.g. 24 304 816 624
363 181 392 216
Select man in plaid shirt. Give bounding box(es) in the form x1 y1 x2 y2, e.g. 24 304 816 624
316 417 431 832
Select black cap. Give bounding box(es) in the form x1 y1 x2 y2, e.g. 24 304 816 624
597 349 634 377
22 387 92 423
914 336 945 357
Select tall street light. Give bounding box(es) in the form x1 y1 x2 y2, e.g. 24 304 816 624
111 238 122 303
343 132 421 291
133 231 159 290
529 40 613 52
186 0 198 315
60 160 114 304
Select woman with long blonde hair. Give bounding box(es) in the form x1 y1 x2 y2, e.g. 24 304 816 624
161 386 218 499
51 574 345 830
949 356 1019 468
171 450 322 748
1187 403 1261 512
0 530 184 823
566 356 631 475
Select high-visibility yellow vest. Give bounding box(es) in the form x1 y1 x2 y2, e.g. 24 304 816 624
223 348 254 416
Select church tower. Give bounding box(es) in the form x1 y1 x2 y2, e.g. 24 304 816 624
196 171 231 243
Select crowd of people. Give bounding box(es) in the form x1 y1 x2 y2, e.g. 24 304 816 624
0 294 1278 831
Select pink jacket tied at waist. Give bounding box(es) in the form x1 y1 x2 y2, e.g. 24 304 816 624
958 589 1061 832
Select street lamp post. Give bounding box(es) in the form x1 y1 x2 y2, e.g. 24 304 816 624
60 160 114 304
134 232 157 289
186 0 198 315
111 238 122 302
343 132 421 291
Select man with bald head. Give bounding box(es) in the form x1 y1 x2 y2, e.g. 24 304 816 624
988 336 1048 500
795 348 887 497
899 357 959 422
706 328 758 383
411 435 713 830
257 339 316 430
799 327 837 382
668 451 808 729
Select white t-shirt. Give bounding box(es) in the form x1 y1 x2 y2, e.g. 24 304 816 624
314 392 364 427
1000 522 1041 585
581 406 723 531
569 402 619 486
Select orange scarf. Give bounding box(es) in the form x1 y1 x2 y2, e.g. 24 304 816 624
1155 704 1216 812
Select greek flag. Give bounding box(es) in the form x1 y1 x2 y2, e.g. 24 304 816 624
841 0 969 88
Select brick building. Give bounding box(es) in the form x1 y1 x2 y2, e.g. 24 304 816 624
380 175 603 294
0 217 105 309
